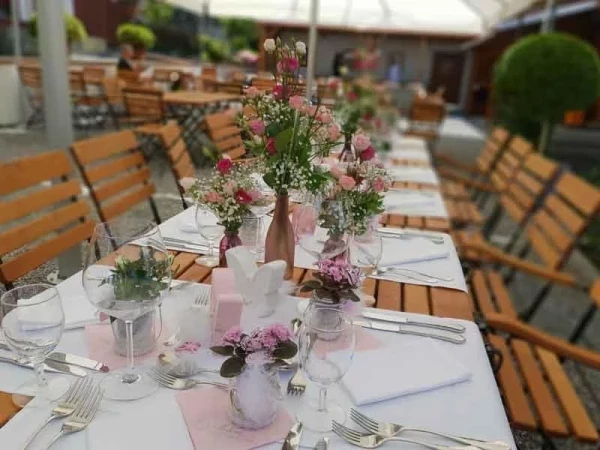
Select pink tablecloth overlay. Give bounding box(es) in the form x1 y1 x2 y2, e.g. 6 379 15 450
176 387 293 450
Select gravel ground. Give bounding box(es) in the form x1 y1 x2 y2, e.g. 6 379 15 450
2 120 600 448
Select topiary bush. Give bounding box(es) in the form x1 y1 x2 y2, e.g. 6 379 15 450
28 13 88 43
117 23 156 50
494 32 600 151
198 35 231 63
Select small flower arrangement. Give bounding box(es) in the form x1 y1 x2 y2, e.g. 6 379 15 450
188 156 262 233
211 324 298 377
300 256 361 304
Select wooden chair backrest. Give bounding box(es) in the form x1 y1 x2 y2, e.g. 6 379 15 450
122 87 165 122
82 66 106 85
152 68 182 91
201 77 218 92
317 83 336 101
230 71 246 82
409 99 445 123
0 151 94 286
527 171 600 270
157 122 195 184
204 110 245 160
117 70 142 87
102 77 125 106
489 135 533 193
216 81 244 95
251 77 276 91
476 127 511 175
71 131 157 222
18 65 43 89
201 66 217 80
499 154 559 226
68 69 87 95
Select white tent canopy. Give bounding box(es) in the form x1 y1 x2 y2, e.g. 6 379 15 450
164 0 540 36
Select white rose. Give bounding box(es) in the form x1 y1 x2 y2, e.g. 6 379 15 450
264 39 276 52
295 41 306 55
253 135 262 144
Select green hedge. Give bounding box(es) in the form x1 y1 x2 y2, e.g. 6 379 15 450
28 13 87 43
117 23 156 49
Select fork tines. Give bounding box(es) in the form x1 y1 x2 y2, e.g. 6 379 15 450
72 385 103 423
62 377 94 407
148 365 177 385
332 421 368 445
350 408 384 434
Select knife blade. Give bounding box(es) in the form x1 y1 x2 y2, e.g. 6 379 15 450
0 353 87 377
281 421 303 450
354 319 465 344
362 310 465 334
47 352 109 373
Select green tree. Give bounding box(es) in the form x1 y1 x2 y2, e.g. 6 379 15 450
219 18 258 51
28 13 87 43
117 23 156 49
143 0 174 27
494 32 600 152
198 34 231 63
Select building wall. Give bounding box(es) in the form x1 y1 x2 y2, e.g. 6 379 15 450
277 29 463 84
73 0 136 46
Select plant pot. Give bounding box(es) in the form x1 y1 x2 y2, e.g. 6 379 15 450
265 195 295 279
111 309 160 357
229 364 282 429
219 231 242 267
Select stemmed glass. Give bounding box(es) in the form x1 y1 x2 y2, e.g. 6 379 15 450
195 204 225 267
1 284 67 400
297 306 356 432
82 221 171 401
349 232 383 280
249 193 276 257
296 198 349 260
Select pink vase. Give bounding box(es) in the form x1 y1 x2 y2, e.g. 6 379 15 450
219 231 242 267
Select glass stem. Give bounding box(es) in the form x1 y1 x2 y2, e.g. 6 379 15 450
318 386 328 413
34 360 47 388
122 319 138 384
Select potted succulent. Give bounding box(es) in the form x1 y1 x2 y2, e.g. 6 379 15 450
117 23 156 59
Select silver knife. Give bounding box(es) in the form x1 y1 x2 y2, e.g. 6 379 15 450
362 310 466 334
281 421 303 450
354 319 466 344
47 351 110 373
0 353 87 377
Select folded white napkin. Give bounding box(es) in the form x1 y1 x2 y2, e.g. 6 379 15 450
17 291 64 331
384 196 435 211
379 237 449 266
336 340 472 405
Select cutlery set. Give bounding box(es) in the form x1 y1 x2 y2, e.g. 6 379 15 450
23 378 104 449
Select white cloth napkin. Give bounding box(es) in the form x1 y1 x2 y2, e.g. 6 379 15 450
390 167 440 185
379 238 449 266
335 340 472 405
384 190 448 218
390 148 430 163
55 273 100 330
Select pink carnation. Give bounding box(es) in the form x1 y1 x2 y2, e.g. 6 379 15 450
317 107 333 124
339 175 356 190
216 157 233 175
250 119 265 136
352 133 371 152
359 145 375 162
205 191 223 204
223 180 237 195
223 326 242 345
371 177 386 193
278 57 299 73
328 123 342 141
289 95 305 110
330 165 344 179
245 86 260 98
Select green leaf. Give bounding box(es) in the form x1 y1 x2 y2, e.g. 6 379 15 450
220 356 245 378
300 279 322 292
275 127 294 153
210 345 234 356
272 340 298 359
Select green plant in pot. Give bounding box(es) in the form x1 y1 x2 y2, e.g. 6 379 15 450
28 13 87 46
117 23 156 57
494 32 600 153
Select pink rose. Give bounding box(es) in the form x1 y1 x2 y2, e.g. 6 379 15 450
330 165 344 179
250 119 265 136
339 175 356 190
279 57 299 73
328 123 342 141
235 189 253 205
359 145 375 162
271 84 284 99
307 105 317 117
289 95 305 110
266 137 277 155
223 180 236 195
206 191 222 203
352 133 371 152
216 157 233 175
372 177 385 193
248 189 262 202
317 109 333 124
245 86 260 98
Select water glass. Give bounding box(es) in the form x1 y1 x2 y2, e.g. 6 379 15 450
1 284 67 400
195 204 225 267
349 232 383 278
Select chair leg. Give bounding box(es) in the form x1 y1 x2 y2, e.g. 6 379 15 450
149 198 162 225
569 303 597 343
520 281 552 322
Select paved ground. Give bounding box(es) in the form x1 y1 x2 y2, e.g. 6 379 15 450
2 119 600 448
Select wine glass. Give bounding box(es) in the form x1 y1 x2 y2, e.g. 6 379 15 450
297 306 355 432
349 232 383 279
297 198 349 260
195 204 225 267
1 284 68 400
82 221 171 401
249 193 275 257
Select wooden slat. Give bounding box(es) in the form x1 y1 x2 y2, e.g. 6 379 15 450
500 196 526 224
211 125 241 140
527 225 561 269
215 135 243 152
544 195 585 235
376 280 401 311
173 153 195 180
85 152 145 184
511 339 568 436
0 200 90 255
0 151 72 195
0 220 94 284
94 167 151 202
0 179 80 225
171 252 198 278
486 271 518 318
205 112 234 129
555 172 600 216
102 184 155 221
533 211 572 253
225 146 246 160
178 263 212 282
403 283 430 314
536 347 599 442
471 270 496 315
429 288 473 320
71 131 139 165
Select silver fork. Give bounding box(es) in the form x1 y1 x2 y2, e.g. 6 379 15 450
148 366 228 391
286 320 306 396
164 287 211 346
44 385 103 449
23 377 93 449
332 421 478 450
350 409 511 450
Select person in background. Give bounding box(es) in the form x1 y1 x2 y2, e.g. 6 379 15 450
386 55 403 85
117 44 137 72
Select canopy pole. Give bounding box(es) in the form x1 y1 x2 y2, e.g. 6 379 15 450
38 0 80 280
306 0 319 101
11 0 22 60
540 0 556 33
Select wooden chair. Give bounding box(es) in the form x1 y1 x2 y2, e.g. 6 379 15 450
152 68 184 91
117 70 144 87
100 77 126 129
70 131 161 224
404 98 445 141
155 122 196 209
121 87 169 153
17 64 44 127
251 77 276 91
204 110 246 160
0 151 95 289
68 69 106 131
82 66 106 85
215 81 244 95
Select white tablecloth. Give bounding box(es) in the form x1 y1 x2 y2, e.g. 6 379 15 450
384 189 448 218
390 166 440 185
390 148 431 163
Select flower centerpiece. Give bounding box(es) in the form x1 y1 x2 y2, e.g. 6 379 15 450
238 37 342 278
188 156 263 266
211 324 298 429
300 257 361 305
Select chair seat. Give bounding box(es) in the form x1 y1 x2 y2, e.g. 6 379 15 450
441 180 470 199
470 269 599 442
